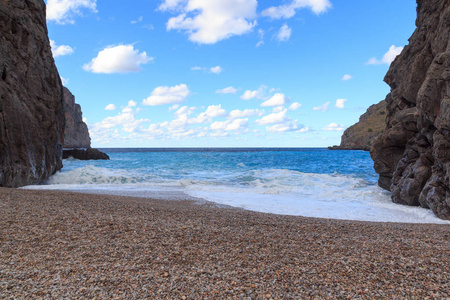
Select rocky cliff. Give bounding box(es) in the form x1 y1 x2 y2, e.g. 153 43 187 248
63 87 91 148
0 0 64 187
371 0 450 219
329 100 387 151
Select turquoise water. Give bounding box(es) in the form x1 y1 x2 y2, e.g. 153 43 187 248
24 148 449 224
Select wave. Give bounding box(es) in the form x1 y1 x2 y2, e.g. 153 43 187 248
45 165 143 185
23 165 450 224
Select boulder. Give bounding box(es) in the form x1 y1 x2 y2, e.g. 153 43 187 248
371 0 450 219
0 0 64 187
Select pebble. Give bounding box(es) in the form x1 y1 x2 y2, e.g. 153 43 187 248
0 188 449 299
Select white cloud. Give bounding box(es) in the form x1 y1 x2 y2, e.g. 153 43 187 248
266 120 305 133
324 123 346 131
191 65 223 74
256 29 265 47
366 45 403 65
342 74 353 81
174 105 196 116
216 86 237 94
50 40 74 57
90 101 150 136
226 118 248 131
211 118 248 131
240 86 267 100
366 57 379 65
143 24 155 30
131 16 143 24
60 76 69 86
158 0 184 11
261 93 287 107
241 90 259 100
47 0 97 24
256 108 288 125
210 121 227 130
90 100 247 144
190 105 227 124
105 104 116 111
210 66 223 74
169 104 180 111
313 101 330 112
229 109 263 119
83 44 153 74
160 0 257 44
204 105 227 118
276 24 292 42
143 84 190 106
289 102 302 110
272 106 285 113
335 99 347 109
258 29 265 39
262 0 331 19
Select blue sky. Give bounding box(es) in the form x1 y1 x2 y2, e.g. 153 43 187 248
46 0 416 148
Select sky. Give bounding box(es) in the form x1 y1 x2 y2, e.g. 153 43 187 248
45 0 417 148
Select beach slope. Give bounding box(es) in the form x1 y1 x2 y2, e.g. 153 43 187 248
1 189 448 298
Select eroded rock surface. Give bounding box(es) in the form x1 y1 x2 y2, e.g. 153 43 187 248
371 0 450 219
329 100 386 151
0 0 64 187
63 87 91 148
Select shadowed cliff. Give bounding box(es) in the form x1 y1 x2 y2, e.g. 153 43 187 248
0 0 64 187
371 0 450 219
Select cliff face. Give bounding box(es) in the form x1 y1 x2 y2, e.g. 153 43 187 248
371 0 450 219
0 0 64 187
330 100 387 151
63 87 91 148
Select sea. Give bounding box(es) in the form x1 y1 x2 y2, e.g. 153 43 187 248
24 148 449 224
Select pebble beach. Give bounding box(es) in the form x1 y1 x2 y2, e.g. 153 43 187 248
1 188 449 299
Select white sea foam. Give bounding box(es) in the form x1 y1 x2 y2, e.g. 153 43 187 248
23 165 450 224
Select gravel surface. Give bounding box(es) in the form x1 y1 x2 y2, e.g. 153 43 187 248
1 188 449 299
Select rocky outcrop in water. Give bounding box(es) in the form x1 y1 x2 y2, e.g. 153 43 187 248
370 0 450 219
63 87 91 149
329 100 387 151
63 148 110 160
0 0 64 187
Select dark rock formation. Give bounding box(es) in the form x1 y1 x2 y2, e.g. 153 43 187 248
0 0 64 187
371 0 450 219
61 88 110 160
63 87 91 148
329 100 387 151
61 87 109 160
63 148 110 160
